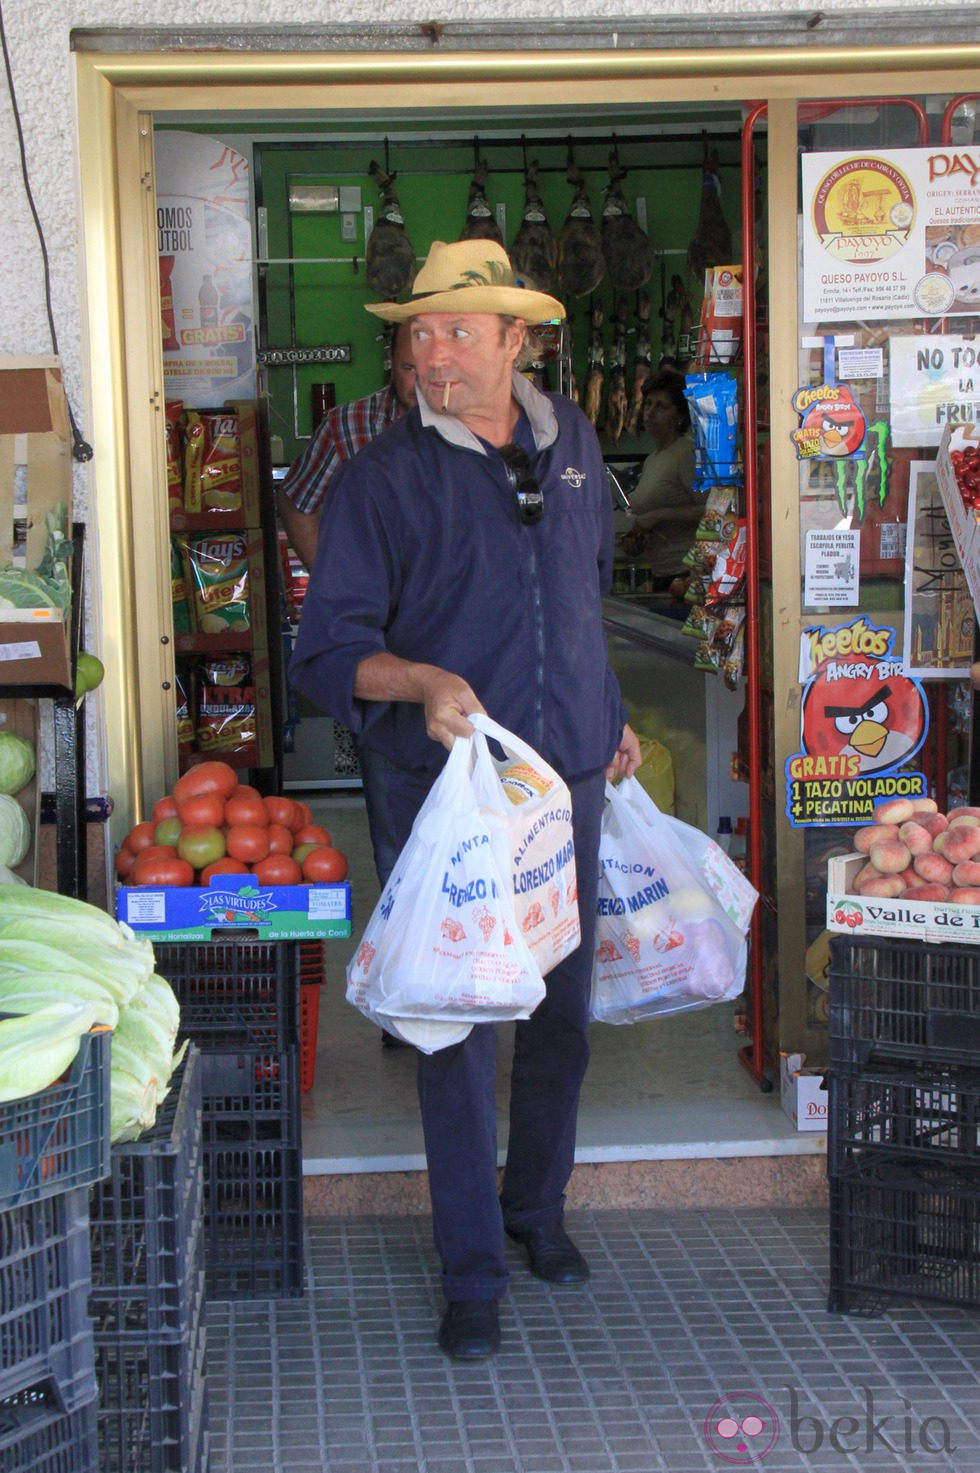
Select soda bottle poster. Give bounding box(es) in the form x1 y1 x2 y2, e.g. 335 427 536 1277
785 616 929 827
155 131 256 406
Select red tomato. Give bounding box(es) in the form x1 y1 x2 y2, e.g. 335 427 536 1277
173 760 239 804
200 857 249 883
263 795 299 829
266 823 294 855
114 846 136 880
152 794 178 823
130 853 195 887
124 821 157 855
294 824 332 848
301 846 349 883
251 854 302 885
231 783 262 802
290 800 313 833
154 816 182 847
176 792 226 828
133 844 179 864
177 825 227 869
226 824 271 863
225 793 268 828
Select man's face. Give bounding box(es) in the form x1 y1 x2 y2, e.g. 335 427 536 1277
409 312 524 426
390 324 418 412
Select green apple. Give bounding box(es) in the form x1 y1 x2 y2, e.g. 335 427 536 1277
75 651 105 696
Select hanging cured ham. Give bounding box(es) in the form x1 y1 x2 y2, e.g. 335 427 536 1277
459 159 503 244
366 162 416 299
510 160 557 293
687 135 733 280
582 301 605 428
558 156 605 299
624 291 652 438
604 302 629 444
601 153 653 292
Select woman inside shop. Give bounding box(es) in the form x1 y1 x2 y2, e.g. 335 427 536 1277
619 367 702 589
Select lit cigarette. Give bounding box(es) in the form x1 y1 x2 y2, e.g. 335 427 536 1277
442 381 452 410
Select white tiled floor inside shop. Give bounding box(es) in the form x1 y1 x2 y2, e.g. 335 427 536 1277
300 793 822 1176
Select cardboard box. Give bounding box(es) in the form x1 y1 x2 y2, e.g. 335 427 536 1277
780 1051 828 1132
827 853 980 945
935 422 980 619
0 358 74 689
117 875 351 942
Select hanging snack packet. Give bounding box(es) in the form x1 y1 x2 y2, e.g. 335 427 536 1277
171 536 193 634
696 485 739 542
196 682 257 760
198 412 243 514
174 663 195 759
705 520 747 608
164 401 184 514
685 372 741 490
182 412 206 513
184 532 251 634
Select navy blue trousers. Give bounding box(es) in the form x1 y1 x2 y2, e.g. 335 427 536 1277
384 763 606 1303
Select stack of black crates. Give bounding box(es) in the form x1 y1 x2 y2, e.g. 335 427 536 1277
153 938 318 1299
827 933 980 1314
0 1029 111 1473
88 1046 206 1473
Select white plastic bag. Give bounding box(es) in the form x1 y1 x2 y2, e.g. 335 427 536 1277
467 712 580 977
346 730 546 1053
590 777 758 1024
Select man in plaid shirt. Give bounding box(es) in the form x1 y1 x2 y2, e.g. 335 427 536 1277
276 321 417 570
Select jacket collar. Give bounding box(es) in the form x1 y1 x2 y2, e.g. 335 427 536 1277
416 370 559 454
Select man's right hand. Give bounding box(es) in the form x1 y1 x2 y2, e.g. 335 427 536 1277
353 654 484 751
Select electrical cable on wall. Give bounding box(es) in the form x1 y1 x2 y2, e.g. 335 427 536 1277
0 0 93 462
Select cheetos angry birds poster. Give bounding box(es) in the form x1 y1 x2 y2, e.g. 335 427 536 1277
786 617 929 827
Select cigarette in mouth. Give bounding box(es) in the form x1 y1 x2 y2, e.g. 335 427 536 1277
442 381 452 410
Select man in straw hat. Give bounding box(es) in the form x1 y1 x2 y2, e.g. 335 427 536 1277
291 239 640 1360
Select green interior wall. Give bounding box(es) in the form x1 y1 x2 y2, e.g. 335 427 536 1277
255 134 743 463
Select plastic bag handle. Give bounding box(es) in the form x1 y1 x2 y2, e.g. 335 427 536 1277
466 711 561 782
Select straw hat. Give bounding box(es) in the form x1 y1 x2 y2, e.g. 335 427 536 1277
365 239 565 324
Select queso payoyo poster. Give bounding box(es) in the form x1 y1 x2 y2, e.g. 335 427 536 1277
786 616 929 827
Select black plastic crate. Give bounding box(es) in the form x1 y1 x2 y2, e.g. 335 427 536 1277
153 939 300 1051
828 934 980 1069
204 1141 303 1299
94 1282 207 1473
89 1048 203 1344
0 1031 111 1211
829 1061 980 1173
1 1188 95 1417
828 1156 980 1314
199 1045 300 1146
0 1394 98 1473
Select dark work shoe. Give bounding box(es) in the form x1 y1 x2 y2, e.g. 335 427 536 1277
437 1300 501 1360
507 1222 590 1284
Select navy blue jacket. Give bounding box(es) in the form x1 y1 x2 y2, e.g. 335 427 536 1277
289 374 626 782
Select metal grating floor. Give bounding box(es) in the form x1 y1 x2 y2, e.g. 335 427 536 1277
205 1206 979 1472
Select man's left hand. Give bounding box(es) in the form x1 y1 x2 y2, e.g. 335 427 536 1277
606 722 642 782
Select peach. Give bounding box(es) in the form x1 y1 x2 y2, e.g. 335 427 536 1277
913 851 954 886
898 820 934 856
917 812 949 840
950 887 980 904
855 873 905 898
868 839 912 874
873 798 916 825
948 806 980 821
951 859 980 888
900 883 950 902
909 796 939 814
942 825 980 864
947 811 980 830
855 823 898 852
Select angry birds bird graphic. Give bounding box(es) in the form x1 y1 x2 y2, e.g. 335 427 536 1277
801 659 927 774
791 382 867 460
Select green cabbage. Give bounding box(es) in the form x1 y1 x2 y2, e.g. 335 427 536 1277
0 732 35 796
0 795 30 867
